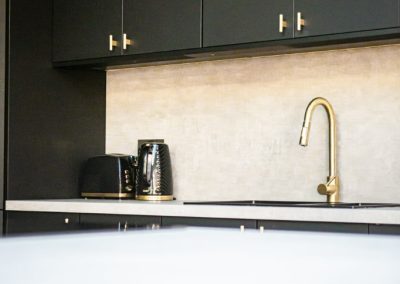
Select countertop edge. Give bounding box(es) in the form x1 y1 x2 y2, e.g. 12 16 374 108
5 199 400 225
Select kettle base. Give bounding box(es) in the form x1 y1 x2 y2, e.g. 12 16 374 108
135 195 174 201
81 192 133 199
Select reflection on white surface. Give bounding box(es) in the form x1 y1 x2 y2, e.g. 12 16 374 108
0 228 399 284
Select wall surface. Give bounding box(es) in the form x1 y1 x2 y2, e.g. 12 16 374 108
107 44 400 202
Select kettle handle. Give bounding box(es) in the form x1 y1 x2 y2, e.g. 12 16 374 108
141 145 154 186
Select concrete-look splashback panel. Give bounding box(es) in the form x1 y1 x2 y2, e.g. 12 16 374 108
106 45 400 203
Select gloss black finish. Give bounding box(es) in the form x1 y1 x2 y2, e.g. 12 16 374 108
162 216 257 229
184 200 400 209
294 0 399 38
53 0 123 61
258 220 368 234
80 154 136 198
7 0 105 200
122 0 201 55
136 143 173 199
79 214 161 231
6 211 80 235
203 0 293 47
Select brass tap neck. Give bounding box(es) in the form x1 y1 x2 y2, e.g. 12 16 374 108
299 97 339 203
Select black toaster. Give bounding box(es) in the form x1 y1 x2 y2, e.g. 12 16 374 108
80 154 136 199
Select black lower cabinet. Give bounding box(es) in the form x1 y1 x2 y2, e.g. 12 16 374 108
162 216 257 229
79 214 161 231
369 224 400 235
258 220 369 234
0 210 3 236
6 211 80 235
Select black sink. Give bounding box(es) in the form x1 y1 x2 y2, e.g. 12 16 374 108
183 200 400 209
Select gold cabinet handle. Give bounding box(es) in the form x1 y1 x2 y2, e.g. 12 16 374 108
109 34 118 51
297 12 305 31
279 14 288 33
123 33 133 50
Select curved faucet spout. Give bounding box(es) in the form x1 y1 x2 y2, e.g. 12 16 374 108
299 97 339 203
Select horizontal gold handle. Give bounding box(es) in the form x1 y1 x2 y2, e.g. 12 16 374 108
123 33 133 50
109 34 118 51
279 14 288 33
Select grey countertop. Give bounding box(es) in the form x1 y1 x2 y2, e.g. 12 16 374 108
5 199 400 225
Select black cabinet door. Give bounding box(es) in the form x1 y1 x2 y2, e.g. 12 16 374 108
6 211 80 235
122 0 201 55
294 0 399 38
162 216 257 229
0 211 3 236
80 214 161 231
203 0 293 47
369 224 400 235
258 220 368 234
53 0 123 62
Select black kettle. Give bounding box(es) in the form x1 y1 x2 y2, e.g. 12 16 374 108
136 143 173 201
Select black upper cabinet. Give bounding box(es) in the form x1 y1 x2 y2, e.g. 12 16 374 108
203 0 293 47
294 0 399 37
122 0 202 55
53 0 202 61
53 0 123 61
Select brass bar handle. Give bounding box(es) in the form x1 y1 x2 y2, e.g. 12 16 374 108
109 34 118 51
297 12 305 31
123 33 133 50
279 14 288 33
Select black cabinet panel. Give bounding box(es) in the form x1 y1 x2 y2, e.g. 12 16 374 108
258 220 368 234
122 0 201 55
53 0 123 61
8 0 105 200
369 224 400 235
0 0 5 210
80 214 161 231
203 0 293 47
294 0 399 38
162 216 256 229
0 210 3 235
6 211 80 235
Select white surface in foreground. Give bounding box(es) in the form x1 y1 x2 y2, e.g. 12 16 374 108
0 228 399 284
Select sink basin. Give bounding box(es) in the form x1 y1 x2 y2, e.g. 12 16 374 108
183 200 400 209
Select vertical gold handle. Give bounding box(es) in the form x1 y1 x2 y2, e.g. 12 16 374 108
297 12 305 31
279 14 288 33
123 33 133 50
109 34 118 51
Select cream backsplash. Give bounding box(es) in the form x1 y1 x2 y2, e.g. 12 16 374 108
106 45 400 202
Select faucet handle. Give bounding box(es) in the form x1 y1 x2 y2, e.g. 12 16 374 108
317 176 338 196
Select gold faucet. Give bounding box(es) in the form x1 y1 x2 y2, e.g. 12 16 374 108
299 97 339 203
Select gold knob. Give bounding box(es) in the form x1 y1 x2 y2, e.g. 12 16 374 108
109 34 118 51
123 33 133 50
297 12 305 31
279 14 288 33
